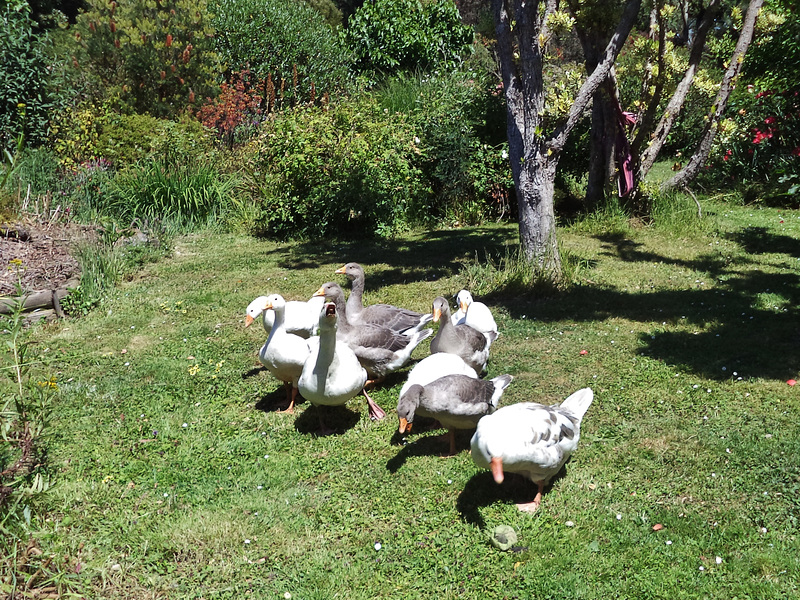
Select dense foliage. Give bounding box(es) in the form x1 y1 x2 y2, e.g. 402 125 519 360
0 1 60 151
346 0 473 75
70 0 220 118
241 100 429 239
212 0 351 104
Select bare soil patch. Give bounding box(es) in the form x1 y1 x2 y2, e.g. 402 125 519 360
1 218 97 296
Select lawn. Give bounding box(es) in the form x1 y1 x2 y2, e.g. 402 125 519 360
5 198 800 599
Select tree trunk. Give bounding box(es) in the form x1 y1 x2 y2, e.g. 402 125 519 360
493 0 641 276
517 148 561 272
663 0 763 191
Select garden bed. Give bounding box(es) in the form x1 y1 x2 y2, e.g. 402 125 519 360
0 218 95 319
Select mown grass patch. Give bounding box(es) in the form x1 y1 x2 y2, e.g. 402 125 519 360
4 197 799 598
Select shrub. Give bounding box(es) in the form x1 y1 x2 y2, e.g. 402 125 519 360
212 0 350 105
346 0 473 76
0 1 61 151
242 101 429 239
69 0 220 118
195 70 264 148
94 113 216 167
702 85 800 197
376 69 512 224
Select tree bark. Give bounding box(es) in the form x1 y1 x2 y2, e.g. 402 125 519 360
493 0 641 275
662 0 763 191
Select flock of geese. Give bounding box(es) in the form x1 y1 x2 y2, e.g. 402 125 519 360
245 262 593 512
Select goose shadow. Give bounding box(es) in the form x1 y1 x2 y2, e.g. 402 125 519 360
386 426 475 473
292 404 362 436
253 386 307 413
457 469 569 528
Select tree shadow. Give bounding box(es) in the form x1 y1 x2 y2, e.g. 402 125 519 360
481 228 800 382
726 225 800 258
259 227 517 288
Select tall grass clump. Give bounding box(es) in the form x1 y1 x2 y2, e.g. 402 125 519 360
59 241 123 316
109 158 237 231
649 187 717 235
567 195 631 235
460 243 586 298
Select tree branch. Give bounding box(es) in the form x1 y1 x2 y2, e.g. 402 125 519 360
549 0 641 152
638 0 721 176
663 0 764 190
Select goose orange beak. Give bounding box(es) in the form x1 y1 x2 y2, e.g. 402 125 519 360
490 456 504 484
432 307 442 322
398 418 411 434
335 265 346 274
313 286 326 298
244 315 254 328
459 300 468 313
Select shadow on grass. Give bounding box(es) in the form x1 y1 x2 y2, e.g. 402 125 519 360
483 228 800 382
293 404 362 436
254 222 799 383
260 226 517 288
386 428 475 473
457 470 569 528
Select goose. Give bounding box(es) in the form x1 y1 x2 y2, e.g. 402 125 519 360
429 296 496 374
470 387 594 512
255 294 312 413
335 262 433 334
313 282 433 420
398 374 513 456
297 301 368 434
245 294 323 339
398 352 478 399
452 289 498 336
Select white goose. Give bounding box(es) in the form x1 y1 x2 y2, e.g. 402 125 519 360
245 294 323 339
313 282 432 420
397 374 513 455
451 290 498 337
470 388 594 512
398 353 478 399
298 301 368 434
256 294 312 413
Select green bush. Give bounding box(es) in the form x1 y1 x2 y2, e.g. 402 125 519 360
346 0 473 75
95 113 216 167
69 0 220 118
212 0 350 104
376 69 512 225
0 1 61 151
242 101 429 239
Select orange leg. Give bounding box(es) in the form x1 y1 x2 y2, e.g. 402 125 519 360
362 388 386 421
516 480 545 513
277 383 297 414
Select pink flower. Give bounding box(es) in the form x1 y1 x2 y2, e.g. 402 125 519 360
788 379 796 386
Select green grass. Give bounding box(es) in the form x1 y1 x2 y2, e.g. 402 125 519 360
5 197 800 598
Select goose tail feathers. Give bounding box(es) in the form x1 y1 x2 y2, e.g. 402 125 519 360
559 387 594 421
489 374 514 410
